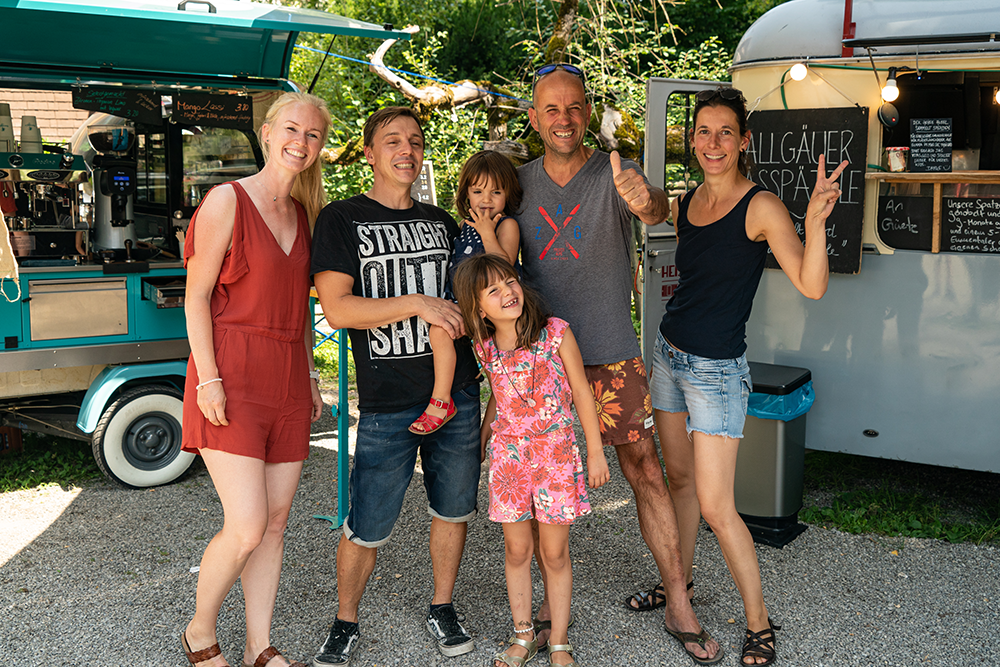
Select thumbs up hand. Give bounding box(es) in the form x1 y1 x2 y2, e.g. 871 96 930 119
611 150 651 213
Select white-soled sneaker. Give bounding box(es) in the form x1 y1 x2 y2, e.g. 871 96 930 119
426 605 474 657
313 619 360 666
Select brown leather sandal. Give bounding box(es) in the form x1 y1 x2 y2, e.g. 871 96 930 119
181 630 231 667
242 645 307 667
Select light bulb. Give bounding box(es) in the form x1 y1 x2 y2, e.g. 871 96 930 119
881 79 899 102
790 63 808 81
995 88 1000 105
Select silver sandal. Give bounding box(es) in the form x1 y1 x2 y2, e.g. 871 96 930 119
548 643 578 667
492 634 538 667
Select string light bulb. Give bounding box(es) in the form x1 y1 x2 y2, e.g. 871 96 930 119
789 63 808 81
881 68 900 102
995 87 1000 105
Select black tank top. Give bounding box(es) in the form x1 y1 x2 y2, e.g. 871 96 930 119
659 184 768 359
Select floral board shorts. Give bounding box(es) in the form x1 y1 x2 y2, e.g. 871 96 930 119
584 356 656 446
488 427 591 525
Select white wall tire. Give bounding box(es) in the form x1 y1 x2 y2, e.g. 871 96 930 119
91 385 194 488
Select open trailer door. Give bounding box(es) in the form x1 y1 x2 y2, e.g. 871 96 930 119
640 78 729 366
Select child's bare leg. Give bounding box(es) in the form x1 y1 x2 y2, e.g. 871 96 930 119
497 521 536 667
537 523 572 665
419 324 457 422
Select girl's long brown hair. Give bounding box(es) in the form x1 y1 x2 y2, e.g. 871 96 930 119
453 255 550 361
454 150 523 220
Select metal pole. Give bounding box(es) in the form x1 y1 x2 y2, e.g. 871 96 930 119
337 328 349 527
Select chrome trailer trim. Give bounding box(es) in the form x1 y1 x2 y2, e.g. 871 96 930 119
1 340 191 373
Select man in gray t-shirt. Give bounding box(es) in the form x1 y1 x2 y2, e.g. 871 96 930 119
516 64 721 664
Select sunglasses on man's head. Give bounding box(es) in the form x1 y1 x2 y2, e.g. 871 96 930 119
532 63 587 88
695 87 746 103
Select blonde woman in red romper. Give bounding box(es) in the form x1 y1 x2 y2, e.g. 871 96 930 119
180 93 329 667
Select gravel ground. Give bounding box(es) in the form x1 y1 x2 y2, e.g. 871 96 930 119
1 389 998 667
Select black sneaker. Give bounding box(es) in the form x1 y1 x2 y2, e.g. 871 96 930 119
425 604 474 657
313 619 360 666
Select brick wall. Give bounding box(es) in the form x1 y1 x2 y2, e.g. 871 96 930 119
0 88 92 145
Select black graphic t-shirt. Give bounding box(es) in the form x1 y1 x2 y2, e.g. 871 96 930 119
311 194 479 412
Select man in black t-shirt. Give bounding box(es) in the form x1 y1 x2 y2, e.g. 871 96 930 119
310 108 481 666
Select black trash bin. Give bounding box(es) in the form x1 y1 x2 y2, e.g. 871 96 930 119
734 362 812 548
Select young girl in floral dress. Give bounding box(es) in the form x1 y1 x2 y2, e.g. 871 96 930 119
453 254 609 667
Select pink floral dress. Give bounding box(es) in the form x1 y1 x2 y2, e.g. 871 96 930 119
476 317 591 525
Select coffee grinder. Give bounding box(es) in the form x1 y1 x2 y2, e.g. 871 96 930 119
90 125 138 252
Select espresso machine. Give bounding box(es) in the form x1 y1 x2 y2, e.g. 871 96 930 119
1 136 90 263
90 125 138 253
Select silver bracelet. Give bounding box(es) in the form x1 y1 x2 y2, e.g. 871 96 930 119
196 377 222 390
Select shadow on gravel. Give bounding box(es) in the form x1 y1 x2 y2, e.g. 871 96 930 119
1 408 999 666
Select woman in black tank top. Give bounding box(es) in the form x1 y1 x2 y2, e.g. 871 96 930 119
646 88 847 667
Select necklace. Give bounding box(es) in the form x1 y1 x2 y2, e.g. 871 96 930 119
497 345 537 406
253 175 290 202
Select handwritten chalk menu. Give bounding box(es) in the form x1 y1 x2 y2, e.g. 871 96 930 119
747 107 868 274
942 198 1000 253
876 195 933 251
72 88 161 124
173 93 253 130
910 118 952 173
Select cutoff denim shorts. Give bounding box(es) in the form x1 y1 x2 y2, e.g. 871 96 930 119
649 331 752 440
343 384 481 548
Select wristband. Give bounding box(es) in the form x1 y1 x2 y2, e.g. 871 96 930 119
196 377 222 390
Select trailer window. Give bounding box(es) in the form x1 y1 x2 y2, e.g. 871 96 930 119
182 127 258 207
136 133 167 206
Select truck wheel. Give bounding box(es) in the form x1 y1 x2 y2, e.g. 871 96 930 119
92 385 193 488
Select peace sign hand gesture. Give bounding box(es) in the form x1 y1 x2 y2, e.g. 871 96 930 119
806 154 849 227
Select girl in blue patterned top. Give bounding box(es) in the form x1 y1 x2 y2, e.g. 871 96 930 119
409 150 522 434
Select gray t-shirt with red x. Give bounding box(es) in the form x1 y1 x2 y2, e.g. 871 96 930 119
516 150 643 366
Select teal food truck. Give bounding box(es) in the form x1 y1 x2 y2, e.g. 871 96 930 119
0 0 407 486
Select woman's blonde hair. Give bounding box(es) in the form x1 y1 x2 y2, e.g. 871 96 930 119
259 92 331 229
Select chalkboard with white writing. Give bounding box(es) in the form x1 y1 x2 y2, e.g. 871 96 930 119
941 197 1000 253
876 195 933 251
72 88 162 124
747 107 868 274
173 93 253 130
910 118 952 173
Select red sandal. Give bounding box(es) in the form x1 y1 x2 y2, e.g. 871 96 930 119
408 396 457 434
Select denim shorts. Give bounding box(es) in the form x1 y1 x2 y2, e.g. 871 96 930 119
649 331 752 440
344 384 482 548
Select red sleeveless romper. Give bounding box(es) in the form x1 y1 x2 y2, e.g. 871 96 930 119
181 182 312 463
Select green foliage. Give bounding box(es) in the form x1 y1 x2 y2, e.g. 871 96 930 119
313 338 357 384
0 432 99 492
279 0 748 212
663 0 793 53
801 451 1000 545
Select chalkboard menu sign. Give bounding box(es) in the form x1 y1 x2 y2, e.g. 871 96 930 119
173 93 253 130
72 87 162 124
910 118 952 173
876 195 933 251
747 107 868 274
941 197 1000 253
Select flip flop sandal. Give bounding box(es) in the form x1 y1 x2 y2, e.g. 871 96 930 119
664 625 724 665
741 620 780 667
531 614 575 649
242 646 308 667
